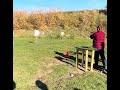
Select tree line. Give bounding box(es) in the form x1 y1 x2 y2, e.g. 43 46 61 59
13 9 107 38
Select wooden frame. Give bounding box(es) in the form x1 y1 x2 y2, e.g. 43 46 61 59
76 47 95 72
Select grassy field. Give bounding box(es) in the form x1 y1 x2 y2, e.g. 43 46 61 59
13 37 107 90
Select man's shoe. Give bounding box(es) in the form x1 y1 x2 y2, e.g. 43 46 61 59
93 64 99 69
102 69 107 74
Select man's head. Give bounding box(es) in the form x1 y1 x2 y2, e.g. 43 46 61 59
97 26 102 31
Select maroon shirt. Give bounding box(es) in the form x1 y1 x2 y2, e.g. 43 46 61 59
90 29 106 50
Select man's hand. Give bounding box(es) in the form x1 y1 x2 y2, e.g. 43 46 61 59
90 32 94 39
90 32 94 34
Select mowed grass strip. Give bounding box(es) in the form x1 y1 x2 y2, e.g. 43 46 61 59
13 37 107 90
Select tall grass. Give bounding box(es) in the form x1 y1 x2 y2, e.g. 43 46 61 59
14 27 96 39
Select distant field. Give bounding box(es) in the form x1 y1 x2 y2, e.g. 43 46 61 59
13 37 107 90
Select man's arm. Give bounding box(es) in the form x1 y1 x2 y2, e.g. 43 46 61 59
90 33 94 39
102 33 106 49
101 42 105 49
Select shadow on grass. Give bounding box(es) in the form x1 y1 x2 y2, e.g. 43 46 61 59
54 51 85 72
54 51 81 66
28 41 34 43
35 80 48 90
54 51 106 73
54 51 93 66
13 81 16 89
73 88 81 90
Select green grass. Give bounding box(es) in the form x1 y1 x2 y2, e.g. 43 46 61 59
13 37 107 90
49 72 107 90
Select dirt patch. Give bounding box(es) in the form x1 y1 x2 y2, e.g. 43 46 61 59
32 59 66 83
54 67 85 81
72 68 85 74
47 59 66 68
32 69 53 82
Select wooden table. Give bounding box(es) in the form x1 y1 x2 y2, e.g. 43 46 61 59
76 46 96 72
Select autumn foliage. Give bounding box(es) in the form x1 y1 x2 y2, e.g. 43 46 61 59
13 9 107 38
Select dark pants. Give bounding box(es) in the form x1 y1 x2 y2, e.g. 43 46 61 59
94 49 107 69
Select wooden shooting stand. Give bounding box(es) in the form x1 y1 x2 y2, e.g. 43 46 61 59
76 46 96 72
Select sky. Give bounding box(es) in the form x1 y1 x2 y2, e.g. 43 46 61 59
13 0 107 12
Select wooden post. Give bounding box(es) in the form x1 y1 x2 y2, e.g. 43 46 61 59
85 50 88 72
76 48 78 68
82 51 84 67
35 36 38 43
34 30 40 43
90 50 95 71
